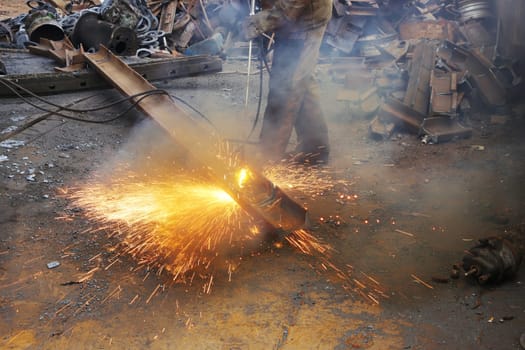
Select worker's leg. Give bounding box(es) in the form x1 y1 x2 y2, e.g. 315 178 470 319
292 26 330 161
294 76 329 160
259 37 307 159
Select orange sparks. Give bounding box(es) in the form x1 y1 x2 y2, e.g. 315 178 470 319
67 161 384 303
68 173 259 289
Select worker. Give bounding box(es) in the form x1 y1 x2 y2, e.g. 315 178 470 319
241 0 332 164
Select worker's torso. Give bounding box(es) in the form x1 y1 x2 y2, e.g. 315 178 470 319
277 0 332 36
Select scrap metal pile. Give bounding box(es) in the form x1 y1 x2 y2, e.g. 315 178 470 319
0 0 209 57
0 0 253 59
0 0 522 139
325 0 522 143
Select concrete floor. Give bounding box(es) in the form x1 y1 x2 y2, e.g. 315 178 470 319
1 58 524 349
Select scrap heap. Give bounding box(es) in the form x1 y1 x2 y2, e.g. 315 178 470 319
323 0 524 143
1 1 523 143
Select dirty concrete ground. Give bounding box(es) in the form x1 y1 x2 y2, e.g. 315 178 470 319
0 54 524 350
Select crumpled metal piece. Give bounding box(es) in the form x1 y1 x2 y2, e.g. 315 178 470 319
462 237 522 284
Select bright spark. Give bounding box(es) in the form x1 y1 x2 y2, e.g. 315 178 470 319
69 173 259 288
236 168 251 189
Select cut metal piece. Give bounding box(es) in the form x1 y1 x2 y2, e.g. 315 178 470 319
399 20 455 41
458 20 495 60
437 41 506 107
378 97 424 133
28 37 80 67
325 16 365 54
420 116 472 143
83 46 307 232
403 40 436 115
354 18 397 57
375 98 472 143
429 70 459 116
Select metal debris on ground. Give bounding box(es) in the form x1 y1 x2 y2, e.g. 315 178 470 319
461 236 523 284
46 260 61 269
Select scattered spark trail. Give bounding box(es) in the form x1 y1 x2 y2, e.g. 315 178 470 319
67 161 386 302
286 229 388 304
263 163 351 198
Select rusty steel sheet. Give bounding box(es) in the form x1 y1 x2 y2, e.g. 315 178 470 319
458 20 494 48
403 40 436 115
399 20 455 41
83 46 308 233
325 16 366 54
429 70 459 116
437 41 506 107
376 97 472 143
377 97 424 133
420 116 472 143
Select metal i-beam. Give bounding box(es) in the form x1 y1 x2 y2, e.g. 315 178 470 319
83 46 307 232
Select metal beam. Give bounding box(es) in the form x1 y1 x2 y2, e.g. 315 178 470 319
83 46 308 232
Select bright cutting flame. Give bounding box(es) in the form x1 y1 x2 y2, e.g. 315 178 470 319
236 167 251 188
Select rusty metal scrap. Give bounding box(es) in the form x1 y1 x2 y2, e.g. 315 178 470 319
72 11 138 56
369 115 395 140
399 20 455 41
420 116 472 144
158 0 178 34
429 70 459 117
28 37 82 67
373 97 472 144
0 0 519 122
377 97 424 134
325 16 365 54
403 40 436 115
437 41 506 107
458 20 494 49
462 237 522 284
0 22 14 44
25 9 65 43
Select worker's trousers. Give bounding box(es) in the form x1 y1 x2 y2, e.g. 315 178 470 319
259 25 329 160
